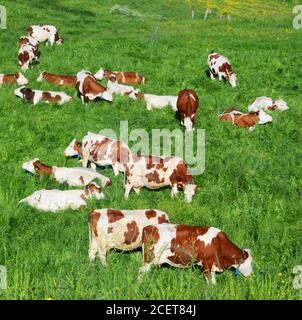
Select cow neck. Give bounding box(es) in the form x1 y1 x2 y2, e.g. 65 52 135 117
36 163 53 176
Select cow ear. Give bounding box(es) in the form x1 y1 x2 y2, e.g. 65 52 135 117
77 142 82 148
243 251 249 260
109 75 116 82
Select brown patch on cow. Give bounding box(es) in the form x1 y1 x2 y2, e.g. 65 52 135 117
33 160 53 176
42 92 52 102
91 137 112 161
81 75 107 97
158 214 169 224
18 51 30 67
3 74 18 84
169 161 192 189
27 27 33 36
20 87 35 103
108 141 130 165
268 105 277 111
79 176 85 184
142 225 160 263
145 209 157 219
42 72 76 86
88 210 101 237
209 53 220 60
177 89 199 125
107 209 125 223
87 183 102 193
145 170 165 184
107 227 113 233
219 62 233 77
124 221 139 245
105 71 145 84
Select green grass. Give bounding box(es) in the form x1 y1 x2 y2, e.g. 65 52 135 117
0 0 302 300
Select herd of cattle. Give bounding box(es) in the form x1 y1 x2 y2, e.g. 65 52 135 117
2 24 290 285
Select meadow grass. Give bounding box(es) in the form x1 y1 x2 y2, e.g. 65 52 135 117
0 0 302 299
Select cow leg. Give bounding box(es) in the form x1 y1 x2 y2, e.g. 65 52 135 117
88 237 99 263
112 163 120 176
171 184 179 198
124 182 133 199
249 126 256 132
138 263 152 281
209 70 215 80
98 249 107 266
133 187 140 195
218 72 223 81
146 103 152 111
90 162 97 170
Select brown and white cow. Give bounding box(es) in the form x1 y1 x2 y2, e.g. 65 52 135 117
37 71 76 87
208 52 237 88
95 68 146 84
14 86 73 106
124 154 197 202
219 108 272 131
18 36 39 51
27 25 63 45
76 70 113 104
0 72 28 86
177 89 199 131
139 223 253 284
88 208 170 265
18 44 38 71
78 132 131 176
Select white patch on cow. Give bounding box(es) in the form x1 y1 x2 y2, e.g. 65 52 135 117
94 68 105 80
17 72 28 85
197 227 220 247
258 110 272 124
184 184 196 203
183 117 193 131
189 93 196 101
22 158 39 174
0 74 4 85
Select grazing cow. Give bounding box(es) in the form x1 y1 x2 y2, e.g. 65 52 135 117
143 94 178 111
22 158 112 187
14 86 73 105
177 89 199 131
248 96 289 112
27 25 63 45
208 52 237 88
76 70 113 104
18 36 39 50
80 132 131 176
88 208 170 265
107 80 142 100
0 72 28 86
139 223 253 284
219 108 272 130
19 183 104 212
18 44 38 71
124 154 197 202
95 68 146 84
37 71 76 87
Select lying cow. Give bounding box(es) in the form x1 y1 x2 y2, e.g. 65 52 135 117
22 158 112 187
14 86 73 105
139 223 253 284
76 70 113 104
18 44 38 71
208 52 237 88
80 132 131 176
124 154 197 202
219 108 272 130
19 183 104 212
37 71 76 87
88 208 170 265
0 72 28 86
177 89 199 131
18 36 39 50
27 25 63 45
248 96 289 112
107 80 142 100
95 68 146 84
143 94 178 111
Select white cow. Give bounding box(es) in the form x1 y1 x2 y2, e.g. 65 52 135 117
19 183 104 212
248 96 289 112
143 94 178 111
107 80 141 100
22 158 112 187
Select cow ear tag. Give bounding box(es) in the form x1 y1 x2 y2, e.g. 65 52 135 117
234 269 241 276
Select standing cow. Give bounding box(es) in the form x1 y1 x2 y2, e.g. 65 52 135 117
177 89 199 131
139 223 253 284
27 25 63 45
208 52 237 88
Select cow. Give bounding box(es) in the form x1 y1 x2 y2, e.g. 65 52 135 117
176 89 199 131
248 96 289 112
27 25 63 45
143 94 178 111
219 108 272 131
0 72 28 86
95 68 146 84
18 36 39 51
139 223 253 285
124 154 197 202
14 86 73 105
22 158 112 188
208 52 237 88
107 80 143 100
88 208 170 265
19 183 104 212
80 132 131 176
18 44 38 71
37 71 76 87
76 70 113 104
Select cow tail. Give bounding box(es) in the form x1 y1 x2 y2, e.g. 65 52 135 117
88 222 92 247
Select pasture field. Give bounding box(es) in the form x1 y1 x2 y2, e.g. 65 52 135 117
0 0 302 300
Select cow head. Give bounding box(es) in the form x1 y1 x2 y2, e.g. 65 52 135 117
134 89 144 100
275 99 289 111
16 72 28 85
228 73 237 88
54 32 63 45
36 71 46 82
85 183 105 200
184 184 197 203
22 158 40 174
94 68 105 80
257 110 272 124
14 86 35 102
236 249 253 277
64 138 82 157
